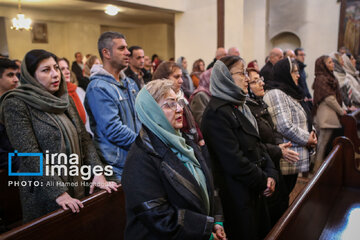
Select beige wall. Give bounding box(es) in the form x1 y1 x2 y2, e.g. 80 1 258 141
300 0 341 93
119 0 185 12
242 0 341 94
101 24 174 61
0 0 343 88
224 0 244 57
243 0 268 65
5 18 71 60
174 0 217 71
0 4 174 63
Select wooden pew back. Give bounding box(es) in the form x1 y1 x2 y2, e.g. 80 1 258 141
0 188 126 240
341 109 360 154
0 169 22 230
265 137 354 240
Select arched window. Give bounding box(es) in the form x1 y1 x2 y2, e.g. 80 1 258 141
270 32 301 51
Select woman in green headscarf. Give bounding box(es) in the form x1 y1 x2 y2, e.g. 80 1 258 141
122 79 226 240
0 49 119 223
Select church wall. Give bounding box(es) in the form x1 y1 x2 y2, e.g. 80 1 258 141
0 5 174 63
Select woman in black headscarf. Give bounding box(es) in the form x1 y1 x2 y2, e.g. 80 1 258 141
263 57 317 194
246 67 299 227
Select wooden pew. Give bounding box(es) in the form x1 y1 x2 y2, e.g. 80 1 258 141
341 108 360 154
265 137 360 240
0 170 22 231
0 188 126 240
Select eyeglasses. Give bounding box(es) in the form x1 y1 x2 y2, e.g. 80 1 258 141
249 76 264 85
171 74 182 79
161 100 185 111
292 71 300 75
231 71 249 78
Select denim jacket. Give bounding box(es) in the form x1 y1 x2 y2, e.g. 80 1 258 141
85 65 141 180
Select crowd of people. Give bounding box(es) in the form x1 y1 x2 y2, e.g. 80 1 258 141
1 30 360 239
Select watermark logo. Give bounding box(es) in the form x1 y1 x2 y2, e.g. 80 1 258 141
8 150 43 176
8 150 113 180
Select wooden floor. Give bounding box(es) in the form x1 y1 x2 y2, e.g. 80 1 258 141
289 174 311 205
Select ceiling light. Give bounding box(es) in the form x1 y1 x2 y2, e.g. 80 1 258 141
105 5 120 16
11 0 32 31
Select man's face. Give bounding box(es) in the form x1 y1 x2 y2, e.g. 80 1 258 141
109 38 130 70
75 53 83 63
216 48 227 60
270 50 283 65
296 50 306 63
130 49 145 70
144 56 151 68
0 68 19 94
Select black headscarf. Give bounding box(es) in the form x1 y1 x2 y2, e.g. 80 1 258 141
266 57 313 132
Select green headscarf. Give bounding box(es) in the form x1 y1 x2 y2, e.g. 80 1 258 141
135 87 210 214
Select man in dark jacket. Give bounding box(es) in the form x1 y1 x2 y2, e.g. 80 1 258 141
143 55 152 84
71 52 84 81
206 47 227 70
124 46 145 89
260 48 283 88
72 51 90 90
0 58 20 171
295 48 312 102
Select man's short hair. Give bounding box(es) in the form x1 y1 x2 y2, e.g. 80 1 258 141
294 48 304 56
128 46 143 57
74 52 82 58
97 31 126 60
0 58 19 78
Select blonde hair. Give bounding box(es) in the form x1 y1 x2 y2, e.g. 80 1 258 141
145 79 174 102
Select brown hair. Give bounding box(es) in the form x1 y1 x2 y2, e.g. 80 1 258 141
86 55 99 69
192 59 205 72
152 61 181 80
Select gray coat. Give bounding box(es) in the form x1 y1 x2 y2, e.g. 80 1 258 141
3 97 102 223
190 91 211 126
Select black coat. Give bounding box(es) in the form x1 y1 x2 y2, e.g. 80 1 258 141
71 61 83 82
260 61 274 89
297 60 312 99
206 58 217 70
122 127 222 240
71 61 89 91
246 97 289 227
0 123 19 171
124 67 143 90
246 98 283 168
201 97 278 240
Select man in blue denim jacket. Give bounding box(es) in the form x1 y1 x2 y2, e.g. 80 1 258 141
85 32 141 181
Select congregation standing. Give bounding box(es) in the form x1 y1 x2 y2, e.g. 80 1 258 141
1 30 360 239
